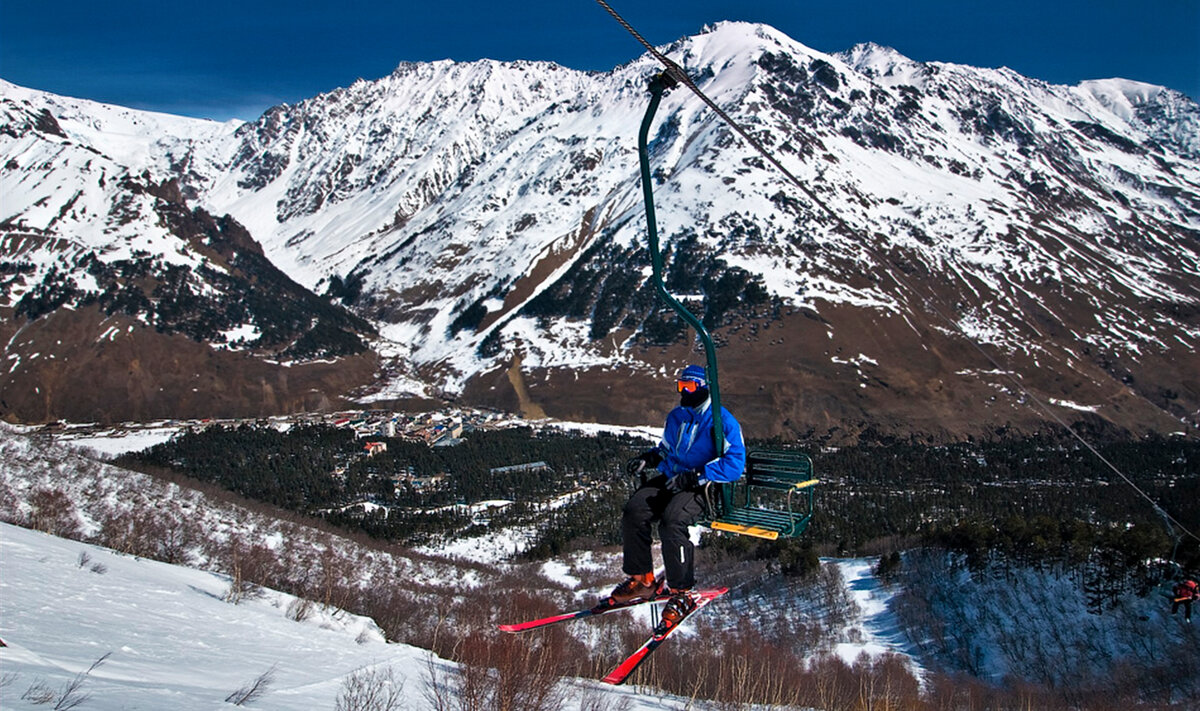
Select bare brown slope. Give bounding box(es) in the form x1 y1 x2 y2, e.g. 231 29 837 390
0 307 376 424
459 302 1198 443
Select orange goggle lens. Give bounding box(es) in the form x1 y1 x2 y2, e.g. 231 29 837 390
677 379 702 393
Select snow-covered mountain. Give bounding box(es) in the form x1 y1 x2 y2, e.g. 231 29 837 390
3 22 1198 439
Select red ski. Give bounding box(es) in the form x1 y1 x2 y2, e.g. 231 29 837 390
499 591 667 633
601 587 727 685
500 573 670 633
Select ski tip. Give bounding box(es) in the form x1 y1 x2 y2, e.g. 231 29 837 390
498 624 520 633
601 661 641 685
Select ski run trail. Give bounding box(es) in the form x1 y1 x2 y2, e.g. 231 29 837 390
834 559 924 677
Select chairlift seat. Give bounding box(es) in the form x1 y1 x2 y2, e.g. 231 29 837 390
703 448 817 540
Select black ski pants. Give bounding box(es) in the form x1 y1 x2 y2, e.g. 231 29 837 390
622 474 705 590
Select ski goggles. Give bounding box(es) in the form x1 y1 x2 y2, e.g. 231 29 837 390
676 379 703 393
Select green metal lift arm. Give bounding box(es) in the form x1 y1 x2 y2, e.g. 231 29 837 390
638 72 725 456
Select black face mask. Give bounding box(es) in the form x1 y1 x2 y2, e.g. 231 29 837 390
680 386 709 409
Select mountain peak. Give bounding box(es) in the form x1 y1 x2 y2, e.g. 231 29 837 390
688 20 825 60
837 42 925 85
1076 78 1200 157
1079 77 1167 106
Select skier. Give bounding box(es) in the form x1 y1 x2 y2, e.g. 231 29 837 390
1172 579 1198 623
611 364 746 628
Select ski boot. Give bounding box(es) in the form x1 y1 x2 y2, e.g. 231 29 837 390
655 589 697 633
609 573 660 604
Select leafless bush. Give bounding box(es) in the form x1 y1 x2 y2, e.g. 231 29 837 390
616 615 936 711
358 586 425 646
286 597 315 622
422 652 456 711
75 550 108 575
21 679 57 704
219 536 280 604
28 487 81 539
20 652 110 710
53 653 110 711
225 665 276 706
149 501 201 564
575 684 630 711
0 479 25 525
93 501 199 565
335 665 406 711
314 543 360 613
443 629 570 711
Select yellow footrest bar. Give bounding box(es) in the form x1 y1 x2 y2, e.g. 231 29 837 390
791 478 819 490
707 521 781 540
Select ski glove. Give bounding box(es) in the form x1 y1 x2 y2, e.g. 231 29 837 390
667 469 701 493
626 449 663 477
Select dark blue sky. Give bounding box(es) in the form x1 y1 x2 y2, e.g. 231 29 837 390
2 1 1196 121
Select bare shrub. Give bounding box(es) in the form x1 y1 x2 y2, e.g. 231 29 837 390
53 653 110 711
28 487 81 539
448 629 569 711
21 679 57 704
286 597 315 622
150 501 201 564
641 621 807 707
422 652 456 711
576 684 630 711
335 666 405 711
75 548 109 575
94 502 198 564
358 586 424 646
449 634 492 711
20 652 110 710
219 536 280 604
615 615 934 711
225 665 276 706
314 543 360 613
803 654 860 711
0 479 26 525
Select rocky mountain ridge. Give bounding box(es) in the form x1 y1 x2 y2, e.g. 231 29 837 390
2 22 1198 440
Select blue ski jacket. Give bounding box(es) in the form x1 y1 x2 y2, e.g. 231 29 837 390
655 399 746 484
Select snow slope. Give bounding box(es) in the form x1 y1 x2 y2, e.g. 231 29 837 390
1 522 408 710
0 522 691 710
834 559 922 674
